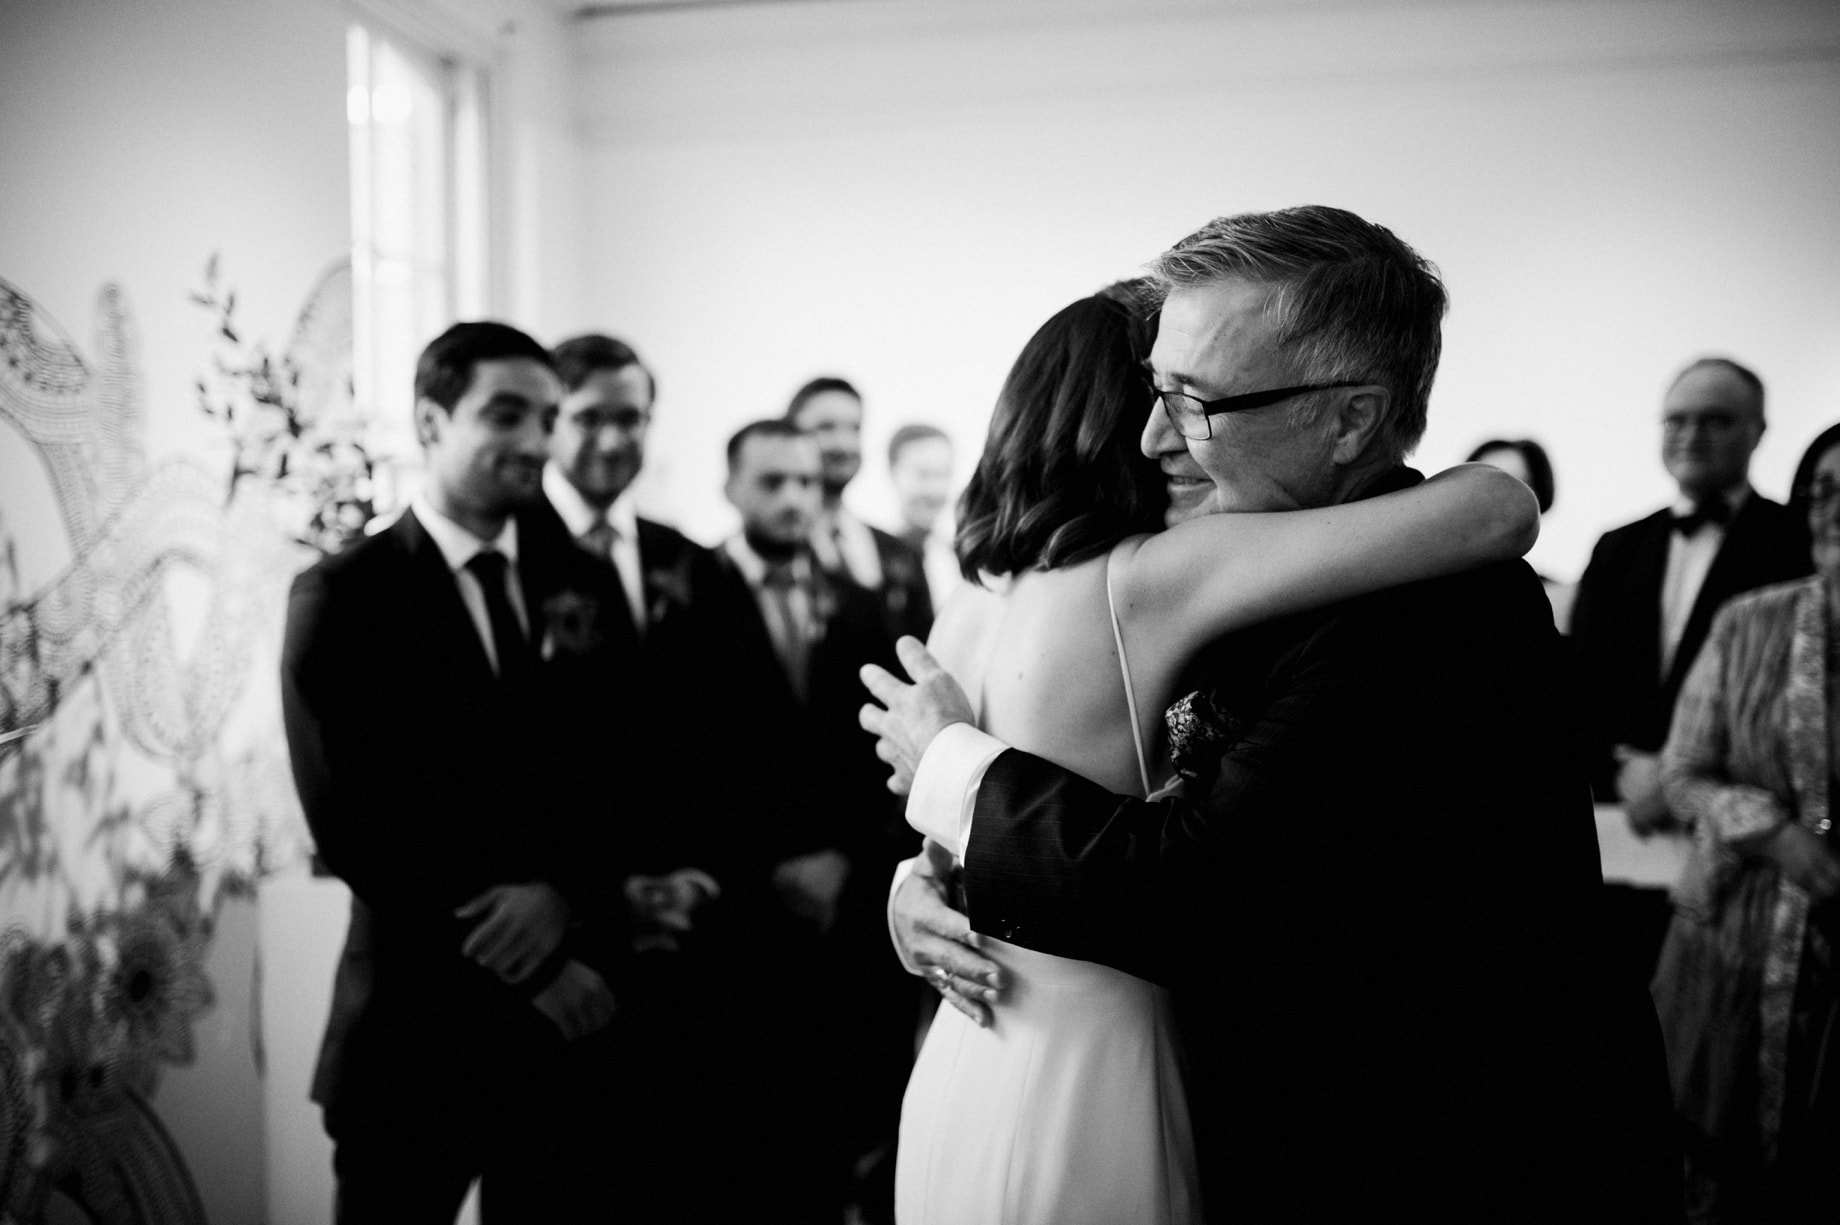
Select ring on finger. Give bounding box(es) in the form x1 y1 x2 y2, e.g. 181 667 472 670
929 966 951 992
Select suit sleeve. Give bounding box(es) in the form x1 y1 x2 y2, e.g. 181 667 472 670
1565 532 1623 797
963 624 1353 989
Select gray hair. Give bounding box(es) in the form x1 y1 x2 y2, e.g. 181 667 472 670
1152 205 1448 462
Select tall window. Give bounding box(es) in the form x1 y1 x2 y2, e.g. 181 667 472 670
346 23 488 503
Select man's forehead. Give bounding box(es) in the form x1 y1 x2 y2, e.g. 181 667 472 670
1663 378 1761 425
741 436 818 472
465 357 560 403
1151 278 1279 377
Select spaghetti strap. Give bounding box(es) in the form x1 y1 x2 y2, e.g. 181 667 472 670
1106 546 1154 799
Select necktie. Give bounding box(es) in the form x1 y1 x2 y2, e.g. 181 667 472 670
1672 498 1732 538
762 561 810 704
465 550 531 683
578 518 638 646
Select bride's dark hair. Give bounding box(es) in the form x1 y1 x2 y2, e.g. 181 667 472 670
956 287 1167 582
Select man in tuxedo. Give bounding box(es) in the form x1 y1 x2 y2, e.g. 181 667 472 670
865 207 1680 1222
281 322 632 1222
716 419 913 1222
1569 359 1810 994
1571 358 1810 830
786 377 935 642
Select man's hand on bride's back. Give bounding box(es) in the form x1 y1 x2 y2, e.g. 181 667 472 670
894 855 1004 1029
860 636 976 795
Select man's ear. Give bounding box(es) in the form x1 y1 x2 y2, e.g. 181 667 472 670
1329 387 1390 466
414 397 445 450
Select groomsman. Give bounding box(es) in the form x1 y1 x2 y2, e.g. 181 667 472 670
786 377 935 642
716 419 911 1222
537 332 731 879
281 322 633 1221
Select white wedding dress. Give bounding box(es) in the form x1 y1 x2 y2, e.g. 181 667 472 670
894 556 1201 1225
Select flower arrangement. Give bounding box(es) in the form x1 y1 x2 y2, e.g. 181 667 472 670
0 857 212 1202
192 255 374 556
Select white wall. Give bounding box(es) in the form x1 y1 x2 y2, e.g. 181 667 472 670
569 0 1840 580
1 2 354 1219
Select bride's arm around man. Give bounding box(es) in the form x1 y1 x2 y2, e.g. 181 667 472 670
866 208 1683 1225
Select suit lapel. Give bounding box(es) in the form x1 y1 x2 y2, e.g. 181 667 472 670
396 509 498 689
1630 511 1672 683
1665 498 1766 697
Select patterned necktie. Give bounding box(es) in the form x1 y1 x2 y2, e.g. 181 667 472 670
465 550 531 683
578 517 638 646
762 561 810 704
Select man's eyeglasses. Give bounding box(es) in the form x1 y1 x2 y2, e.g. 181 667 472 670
1153 381 1368 441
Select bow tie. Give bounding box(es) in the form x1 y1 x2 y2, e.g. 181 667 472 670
1672 499 1733 537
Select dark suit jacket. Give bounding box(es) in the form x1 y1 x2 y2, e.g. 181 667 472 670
524 497 745 876
960 471 1679 1223
817 523 934 645
1570 493 1810 796
280 507 635 1120
707 548 903 878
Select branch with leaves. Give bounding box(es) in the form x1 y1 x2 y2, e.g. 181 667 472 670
192 254 373 555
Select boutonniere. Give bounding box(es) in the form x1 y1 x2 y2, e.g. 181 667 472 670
809 571 840 642
540 589 604 660
1165 689 1250 783
645 563 695 625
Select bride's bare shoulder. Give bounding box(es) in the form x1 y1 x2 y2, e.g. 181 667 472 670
927 573 1004 678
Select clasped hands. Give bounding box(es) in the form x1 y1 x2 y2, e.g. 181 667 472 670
859 638 1006 1026
456 881 613 1041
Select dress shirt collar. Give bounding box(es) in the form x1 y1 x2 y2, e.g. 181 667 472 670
412 493 518 572
543 465 640 542
724 535 812 588
1670 482 1751 519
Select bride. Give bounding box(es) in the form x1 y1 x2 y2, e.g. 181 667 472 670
891 286 1537 1224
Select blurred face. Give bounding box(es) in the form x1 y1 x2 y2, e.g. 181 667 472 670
1662 366 1763 500
1807 443 1840 580
1144 277 1339 525
418 357 560 526
726 433 822 549
791 391 863 496
551 363 653 507
890 435 954 535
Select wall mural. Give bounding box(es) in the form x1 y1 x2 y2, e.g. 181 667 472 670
0 262 358 1221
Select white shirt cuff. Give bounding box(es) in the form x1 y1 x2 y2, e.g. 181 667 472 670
906 723 1008 860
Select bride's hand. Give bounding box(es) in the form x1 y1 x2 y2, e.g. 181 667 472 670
894 860 1004 1028
861 637 976 794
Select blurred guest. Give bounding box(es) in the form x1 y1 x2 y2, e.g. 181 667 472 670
887 422 959 605
281 323 626 1222
1466 436 1572 627
713 420 907 1221
1571 357 1810 994
533 332 740 1221
787 377 934 641
1652 422 1840 1223
537 332 731 866
1572 358 1810 828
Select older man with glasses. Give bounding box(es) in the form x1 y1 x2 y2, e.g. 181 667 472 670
866 205 1682 1222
